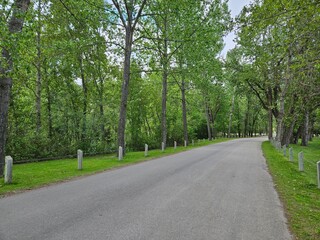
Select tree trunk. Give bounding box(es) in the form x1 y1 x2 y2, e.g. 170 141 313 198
181 77 188 145
205 100 212 140
161 17 168 149
282 118 296 147
35 0 42 134
79 56 87 144
301 111 309 146
0 0 31 176
117 26 133 155
268 108 273 140
228 91 235 138
45 63 53 138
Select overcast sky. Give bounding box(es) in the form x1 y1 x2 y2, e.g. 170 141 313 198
221 0 251 57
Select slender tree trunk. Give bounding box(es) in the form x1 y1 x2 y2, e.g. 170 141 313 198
301 111 309 146
181 77 188 145
79 56 87 143
45 64 53 138
268 108 273 140
228 91 235 138
99 87 105 142
35 0 42 134
161 17 168 149
205 100 212 140
117 26 133 155
0 0 30 176
97 61 106 142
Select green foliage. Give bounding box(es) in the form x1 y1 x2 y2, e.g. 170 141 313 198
2 0 269 164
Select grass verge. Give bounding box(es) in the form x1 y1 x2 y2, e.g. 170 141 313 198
0 138 231 197
262 140 320 240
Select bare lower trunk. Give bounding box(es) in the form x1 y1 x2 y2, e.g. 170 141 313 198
117 27 133 155
282 118 296 146
161 65 168 148
268 108 273 140
205 100 211 140
79 56 87 143
181 78 188 145
301 111 309 146
0 0 31 176
45 66 53 138
0 76 12 176
276 94 285 142
161 18 168 149
36 0 42 134
228 92 235 138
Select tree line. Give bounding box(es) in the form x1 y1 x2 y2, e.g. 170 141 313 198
2 0 317 175
230 0 320 146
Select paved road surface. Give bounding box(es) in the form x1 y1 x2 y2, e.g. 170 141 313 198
0 138 292 240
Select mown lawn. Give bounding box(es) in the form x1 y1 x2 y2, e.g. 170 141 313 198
0 138 230 196
262 139 320 240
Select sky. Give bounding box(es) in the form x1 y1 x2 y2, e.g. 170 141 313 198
221 0 251 57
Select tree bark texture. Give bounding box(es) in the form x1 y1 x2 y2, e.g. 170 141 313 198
301 111 309 146
228 92 235 138
0 0 31 176
205 100 212 140
117 27 133 155
161 17 168 149
36 0 42 134
181 78 188 145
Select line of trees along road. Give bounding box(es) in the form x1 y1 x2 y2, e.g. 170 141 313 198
231 0 320 147
1 0 319 174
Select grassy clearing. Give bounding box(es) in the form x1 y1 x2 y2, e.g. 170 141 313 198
0 138 230 196
262 139 320 240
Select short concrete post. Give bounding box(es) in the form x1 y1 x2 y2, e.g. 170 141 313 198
192 139 194 146
4 156 13 184
317 161 320 189
174 141 177 150
184 140 187 147
161 142 165 152
118 146 123 161
198 139 200 144
298 152 304 171
144 144 148 157
283 145 286 157
203 138 205 142
289 148 293 162
77 149 83 170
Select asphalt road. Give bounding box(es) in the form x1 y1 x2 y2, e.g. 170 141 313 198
0 137 292 240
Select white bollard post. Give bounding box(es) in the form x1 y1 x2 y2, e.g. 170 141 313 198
174 141 177 150
4 156 13 184
298 152 304 171
317 161 320 189
77 149 83 170
184 140 187 147
283 145 287 157
144 144 148 157
289 148 293 162
162 142 165 152
192 139 194 146
118 146 123 161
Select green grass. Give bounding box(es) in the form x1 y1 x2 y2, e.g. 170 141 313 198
262 139 320 240
0 138 230 196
